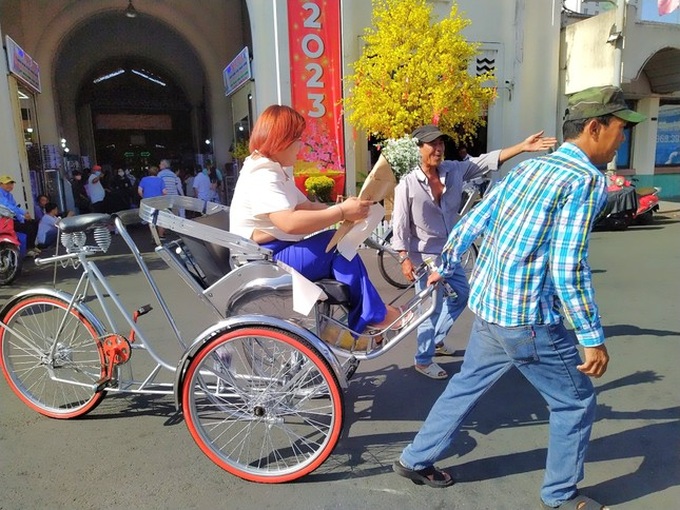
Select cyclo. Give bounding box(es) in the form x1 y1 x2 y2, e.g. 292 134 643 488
0 195 437 483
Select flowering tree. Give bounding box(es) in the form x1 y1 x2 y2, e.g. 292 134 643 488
344 0 497 143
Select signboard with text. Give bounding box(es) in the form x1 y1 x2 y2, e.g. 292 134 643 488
287 0 345 198
223 47 252 96
5 36 41 93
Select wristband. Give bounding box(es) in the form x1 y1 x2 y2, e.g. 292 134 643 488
337 203 345 221
399 255 409 264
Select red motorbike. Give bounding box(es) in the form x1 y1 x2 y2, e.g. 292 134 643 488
0 205 24 285
607 173 661 225
596 173 661 230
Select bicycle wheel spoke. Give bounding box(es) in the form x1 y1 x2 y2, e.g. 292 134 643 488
183 326 343 482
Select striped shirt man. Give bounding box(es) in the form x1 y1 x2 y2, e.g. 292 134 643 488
438 142 608 347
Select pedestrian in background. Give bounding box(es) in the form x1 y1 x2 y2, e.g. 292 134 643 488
138 165 166 239
71 169 92 214
0 175 40 256
393 85 645 510
87 165 107 213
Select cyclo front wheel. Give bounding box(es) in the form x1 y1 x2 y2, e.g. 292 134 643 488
182 325 344 483
0 294 106 418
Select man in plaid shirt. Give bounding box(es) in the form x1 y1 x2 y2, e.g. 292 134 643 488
393 86 645 510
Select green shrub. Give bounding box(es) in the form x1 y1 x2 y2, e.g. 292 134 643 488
305 175 335 203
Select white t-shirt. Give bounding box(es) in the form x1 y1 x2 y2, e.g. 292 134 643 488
87 173 106 203
229 155 307 242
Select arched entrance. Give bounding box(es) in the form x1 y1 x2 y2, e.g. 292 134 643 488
79 58 195 171
52 11 210 173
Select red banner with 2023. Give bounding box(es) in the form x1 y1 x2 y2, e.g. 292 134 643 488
287 0 345 201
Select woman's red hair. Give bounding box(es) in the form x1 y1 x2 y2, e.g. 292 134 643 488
249 105 306 158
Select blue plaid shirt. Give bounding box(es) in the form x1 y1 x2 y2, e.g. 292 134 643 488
439 142 608 347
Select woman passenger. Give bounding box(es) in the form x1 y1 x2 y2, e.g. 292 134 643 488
229 105 408 335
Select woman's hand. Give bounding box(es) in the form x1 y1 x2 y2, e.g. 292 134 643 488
340 197 371 221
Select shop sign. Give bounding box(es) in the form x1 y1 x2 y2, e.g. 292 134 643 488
223 47 252 96
287 0 345 197
5 36 41 93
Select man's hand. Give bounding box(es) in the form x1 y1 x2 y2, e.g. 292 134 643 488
522 131 557 152
400 257 415 282
426 270 443 287
577 344 609 378
23 212 32 220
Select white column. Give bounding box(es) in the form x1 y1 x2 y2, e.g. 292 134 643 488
631 97 659 175
0 27 25 188
246 0 291 115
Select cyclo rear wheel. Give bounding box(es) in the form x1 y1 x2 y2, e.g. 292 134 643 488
0 294 106 418
182 325 344 483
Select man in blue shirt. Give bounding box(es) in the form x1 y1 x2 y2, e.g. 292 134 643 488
0 175 40 256
393 86 645 510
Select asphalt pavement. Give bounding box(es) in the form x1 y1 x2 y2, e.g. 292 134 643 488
0 206 679 510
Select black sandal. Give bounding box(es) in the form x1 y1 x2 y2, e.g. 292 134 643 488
393 460 454 488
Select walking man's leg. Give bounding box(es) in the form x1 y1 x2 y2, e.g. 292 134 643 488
504 321 596 507
399 316 513 470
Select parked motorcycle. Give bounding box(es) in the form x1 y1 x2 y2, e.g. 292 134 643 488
0 205 24 285
610 174 661 225
595 173 661 230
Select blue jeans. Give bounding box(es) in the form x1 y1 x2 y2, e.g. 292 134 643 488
262 229 386 334
414 262 469 366
400 316 596 507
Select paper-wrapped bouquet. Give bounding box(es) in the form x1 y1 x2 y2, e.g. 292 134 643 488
326 135 420 252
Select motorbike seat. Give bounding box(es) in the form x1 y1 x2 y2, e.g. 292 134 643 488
59 213 113 233
635 187 657 197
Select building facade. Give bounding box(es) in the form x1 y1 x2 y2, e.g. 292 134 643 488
1 0 676 216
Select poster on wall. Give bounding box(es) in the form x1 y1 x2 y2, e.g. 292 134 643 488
287 0 345 200
656 104 680 166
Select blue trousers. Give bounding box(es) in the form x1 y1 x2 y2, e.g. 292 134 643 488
262 230 386 333
414 261 469 365
400 317 596 507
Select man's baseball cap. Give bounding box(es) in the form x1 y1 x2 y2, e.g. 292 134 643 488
564 85 646 124
411 124 446 144
0 175 16 184
92 165 102 171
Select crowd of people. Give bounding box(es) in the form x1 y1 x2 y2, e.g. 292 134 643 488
70 159 228 216
0 158 229 256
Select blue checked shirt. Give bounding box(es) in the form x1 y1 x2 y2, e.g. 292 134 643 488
438 142 608 347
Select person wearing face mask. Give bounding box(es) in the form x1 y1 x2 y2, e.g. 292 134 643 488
71 169 92 214
110 167 133 211
230 104 413 337
391 125 556 379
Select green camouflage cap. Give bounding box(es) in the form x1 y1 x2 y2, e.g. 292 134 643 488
564 85 646 124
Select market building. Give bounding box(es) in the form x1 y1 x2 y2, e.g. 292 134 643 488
0 0 677 216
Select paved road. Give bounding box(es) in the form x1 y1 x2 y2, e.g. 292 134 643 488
1 210 679 510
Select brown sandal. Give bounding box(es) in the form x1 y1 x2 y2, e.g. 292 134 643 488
393 460 454 488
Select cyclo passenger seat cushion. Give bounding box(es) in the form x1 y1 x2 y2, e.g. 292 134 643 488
59 213 113 233
177 210 231 287
315 278 350 305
